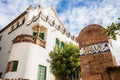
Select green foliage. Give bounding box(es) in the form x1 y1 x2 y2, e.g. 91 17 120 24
103 18 120 40
48 42 80 80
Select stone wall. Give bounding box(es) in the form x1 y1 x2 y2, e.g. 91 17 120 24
78 24 117 80
80 52 114 80
106 66 120 80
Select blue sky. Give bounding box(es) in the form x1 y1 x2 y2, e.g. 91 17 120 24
0 0 120 64
0 0 120 35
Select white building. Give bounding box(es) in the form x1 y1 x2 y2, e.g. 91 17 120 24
0 5 78 80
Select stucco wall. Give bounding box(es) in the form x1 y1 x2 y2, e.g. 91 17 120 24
1 6 77 80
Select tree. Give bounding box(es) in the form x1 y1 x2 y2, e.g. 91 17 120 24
103 18 120 40
48 43 80 80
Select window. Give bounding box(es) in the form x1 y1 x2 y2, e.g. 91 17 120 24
56 38 59 47
16 22 19 28
0 47 1 51
21 18 25 25
61 42 65 49
39 32 44 40
37 65 46 80
0 72 2 78
6 61 18 73
11 61 18 71
0 35 2 41
33 32 37 36
11 25 14 32
33 32 45 40
68 67 81 80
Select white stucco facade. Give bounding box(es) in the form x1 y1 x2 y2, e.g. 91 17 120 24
0 5 78 80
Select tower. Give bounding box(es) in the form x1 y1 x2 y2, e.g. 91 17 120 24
78 24 116 80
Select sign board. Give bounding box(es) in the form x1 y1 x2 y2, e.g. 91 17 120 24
80 42 110 56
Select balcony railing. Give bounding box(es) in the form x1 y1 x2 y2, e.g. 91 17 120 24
13 34 46 48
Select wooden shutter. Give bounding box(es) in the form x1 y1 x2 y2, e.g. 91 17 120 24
40 33 44 40
11 61 18 71
61 42 65 49
56 38 59 47
33 32 37 36
37 65 46 80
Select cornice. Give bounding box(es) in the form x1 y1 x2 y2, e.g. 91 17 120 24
0 11 27 34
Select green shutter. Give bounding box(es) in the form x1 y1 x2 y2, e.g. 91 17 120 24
38 65 46 80
33 32 37 36
61 42 65 49
56 38 59 47
11 61 18 71
40 33 44 40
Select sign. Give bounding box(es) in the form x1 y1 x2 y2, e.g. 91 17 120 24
80 42 110 56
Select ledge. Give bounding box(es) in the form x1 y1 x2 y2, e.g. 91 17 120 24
13 34 46 48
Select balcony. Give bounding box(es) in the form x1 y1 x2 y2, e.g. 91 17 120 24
13 34 46 48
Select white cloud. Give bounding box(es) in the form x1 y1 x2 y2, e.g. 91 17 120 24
58 0 120 65
0 0 60 29
58 0 120 36
0 0 120 65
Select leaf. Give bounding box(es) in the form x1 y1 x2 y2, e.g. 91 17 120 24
48 42 80 80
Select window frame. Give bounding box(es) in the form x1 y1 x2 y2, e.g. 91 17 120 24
33 32 37 36
11 61 18 71
56 38 59 47
39 32 44 40
37 65 47 80
61 41 65 49
5 60 19 73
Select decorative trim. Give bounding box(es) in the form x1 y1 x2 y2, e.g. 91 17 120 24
0 11 27 34
13 34 46 48
32 14 40 22
25 11 77 42
26 19 32 26
80 41 110 56
8 17 26 34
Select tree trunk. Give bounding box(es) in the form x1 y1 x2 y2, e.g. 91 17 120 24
63 76 68 80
